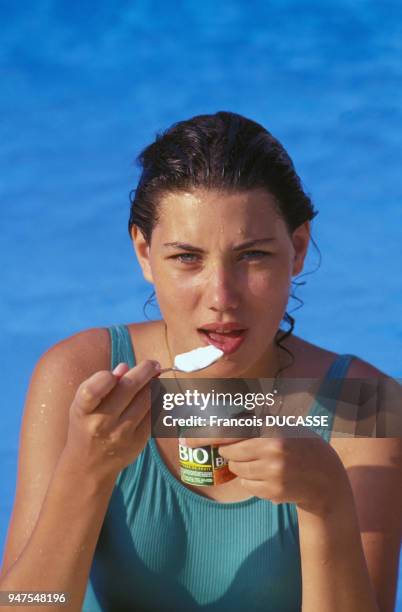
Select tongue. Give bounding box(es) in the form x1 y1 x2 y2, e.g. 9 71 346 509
206 330 242 341
203 330 244 354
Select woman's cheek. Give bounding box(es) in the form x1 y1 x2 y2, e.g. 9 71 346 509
248 268 291 326
249 266 289 301
155 268 203 312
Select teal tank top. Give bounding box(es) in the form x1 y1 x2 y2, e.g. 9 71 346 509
82 324 356 612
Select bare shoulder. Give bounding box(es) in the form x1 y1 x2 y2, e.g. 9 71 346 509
286 334 386 378
20 325 112 472
288 335 401 458
345 354 388 379
332 354 401 464
43 326 111 374
24 325 112 431
288 333 380 371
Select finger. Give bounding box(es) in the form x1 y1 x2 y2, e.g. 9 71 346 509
72 370 121 415
227 459 267 480
237 478 286 504
120 398 151 440
114 400 151 455
238 478 268 496
118 384 151 429
111 362 131 378
133 409 151 447
179 436 248 448
217 438 266 461
98 359 160 418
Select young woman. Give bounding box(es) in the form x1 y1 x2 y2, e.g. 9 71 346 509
0 112 401 612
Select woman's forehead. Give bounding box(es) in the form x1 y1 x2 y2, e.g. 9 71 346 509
156 188 282 233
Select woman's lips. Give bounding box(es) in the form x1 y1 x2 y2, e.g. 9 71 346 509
197 329 247 355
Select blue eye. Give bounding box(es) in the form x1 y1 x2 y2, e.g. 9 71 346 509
170 251 270 265
241 250 270 260
171 253 199 263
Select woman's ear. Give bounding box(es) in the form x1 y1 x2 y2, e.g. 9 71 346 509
131 226 154 283
291 221 310 276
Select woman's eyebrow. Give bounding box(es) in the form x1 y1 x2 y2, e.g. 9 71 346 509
163 238 275 252
232 238 275 251
163 242 203 252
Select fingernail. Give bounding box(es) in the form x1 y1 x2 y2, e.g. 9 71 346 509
112 363 127 376
152 361 161 371
178 437 186 446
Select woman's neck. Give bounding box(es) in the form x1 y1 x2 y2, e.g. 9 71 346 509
238 338 288 379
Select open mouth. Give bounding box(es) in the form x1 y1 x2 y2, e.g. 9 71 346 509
197 329 247 355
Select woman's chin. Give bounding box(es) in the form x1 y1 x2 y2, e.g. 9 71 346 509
205 357 249 378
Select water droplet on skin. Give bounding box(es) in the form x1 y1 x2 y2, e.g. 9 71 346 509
41 403 46 407
32 473 42 488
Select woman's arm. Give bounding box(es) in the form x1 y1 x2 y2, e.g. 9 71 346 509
0 448 117 612
297 435 402 612
0 330 117 611
0 327 157 611
297 484 379 612
1 327 156 612
183 361 401 611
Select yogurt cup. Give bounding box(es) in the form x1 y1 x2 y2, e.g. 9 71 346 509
178 401 246 487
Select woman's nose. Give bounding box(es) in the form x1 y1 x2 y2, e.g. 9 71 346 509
205 265 241 312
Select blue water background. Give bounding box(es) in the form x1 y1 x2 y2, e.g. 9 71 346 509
1 1 401 607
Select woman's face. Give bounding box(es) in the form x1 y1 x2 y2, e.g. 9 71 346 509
132 188 310 377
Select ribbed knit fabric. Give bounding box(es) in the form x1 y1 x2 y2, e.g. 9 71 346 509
82 324 355 612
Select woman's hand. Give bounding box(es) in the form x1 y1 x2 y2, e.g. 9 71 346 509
63 359 161 479
180 431 352 517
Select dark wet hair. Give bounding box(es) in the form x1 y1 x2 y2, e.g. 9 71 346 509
128 111 320 375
